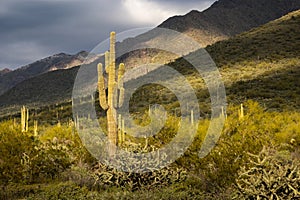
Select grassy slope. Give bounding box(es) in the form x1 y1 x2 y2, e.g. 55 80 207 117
207 9 300 65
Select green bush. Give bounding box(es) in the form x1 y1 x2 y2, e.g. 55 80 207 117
0 122 76 184
0 121 36 183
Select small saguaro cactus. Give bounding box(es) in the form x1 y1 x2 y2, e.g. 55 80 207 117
21 106 29 132
220 106 227 119
98 31 125 154
33 120 38 137
238 103 244 120
191 109 194 125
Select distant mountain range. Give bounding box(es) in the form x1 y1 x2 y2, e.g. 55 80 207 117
1 0 300 116
0 51 98 96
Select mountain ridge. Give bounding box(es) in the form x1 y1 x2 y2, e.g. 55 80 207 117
0 51 98 96
0 68 11 76
158 0 300 45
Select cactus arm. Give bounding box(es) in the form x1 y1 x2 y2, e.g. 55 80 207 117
98 63 108 110
118 63 125 107
118 63 125 84
105 51 110 73
119 87 125 107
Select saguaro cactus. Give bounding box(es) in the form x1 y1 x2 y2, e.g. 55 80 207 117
238 103 244 120
190 109 194 125
33 120 38 136
21 106 29 132
98 31 125 154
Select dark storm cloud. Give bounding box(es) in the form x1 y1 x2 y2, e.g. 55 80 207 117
0 0 216 70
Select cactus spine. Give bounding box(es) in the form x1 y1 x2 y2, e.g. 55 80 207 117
21 106 29 132
98 32 125 154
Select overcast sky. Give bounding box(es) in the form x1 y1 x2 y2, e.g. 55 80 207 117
0 0 216 70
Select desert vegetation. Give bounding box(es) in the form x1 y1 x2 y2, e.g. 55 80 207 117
0 101 299 199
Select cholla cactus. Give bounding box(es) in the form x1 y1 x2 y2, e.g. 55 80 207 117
98 32 125 154
234 146 300 199
91 143 187 191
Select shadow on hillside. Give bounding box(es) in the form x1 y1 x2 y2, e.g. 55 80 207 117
226 64 300 111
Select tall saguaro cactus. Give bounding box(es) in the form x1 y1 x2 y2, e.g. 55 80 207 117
98 32 125 154
21 106 29 132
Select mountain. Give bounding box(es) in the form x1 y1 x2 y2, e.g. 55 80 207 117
0 68 11 76
158 0 300 46
1 9 300 117
0 51 98 96
113 0 300 73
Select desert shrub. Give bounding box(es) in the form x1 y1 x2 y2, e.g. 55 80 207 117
39 125 74 141
0 122 78 183
21 138 73 183
234 147 300 199
0 183 43 200
40 124 96 165
26 182 91 200
0 121 36 183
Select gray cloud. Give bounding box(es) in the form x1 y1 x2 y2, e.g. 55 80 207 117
0 0 215 69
